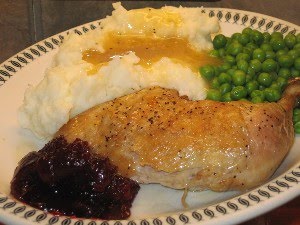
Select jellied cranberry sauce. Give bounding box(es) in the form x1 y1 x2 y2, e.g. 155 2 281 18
10 136 140 220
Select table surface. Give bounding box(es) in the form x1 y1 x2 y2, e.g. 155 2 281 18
0 0 299 225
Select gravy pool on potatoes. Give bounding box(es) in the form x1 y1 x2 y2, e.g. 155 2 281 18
83 33 221 74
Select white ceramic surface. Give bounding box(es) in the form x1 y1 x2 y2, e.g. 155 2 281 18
0 7 299 225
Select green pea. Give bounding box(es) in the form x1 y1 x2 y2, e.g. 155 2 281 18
236 53 251 62
271 32 284 39
294 108 300 118
258 72 273 87
242 27 253 35
260 43 273 52
227 68 236 77
294 57 300 70
265 50 276 60
259 84 265 90
209 49 220 58
276 77 288 90
293 43 300 50
232 70 246 86
276 49 289 60
230 86 248 100
211 77 220 89
246 80 259 94
237 60 249 73
253 48 266 62
200 65 215 81
247 67 256 77
293 114 300 123
242 47 253 55
262 59 277 72
214 66 221 76
295 121 300 134
284 33 297 49
226 42 243 56
232 33 242 41
218 48 226 57
219 62 231 72
213 34 227 49
269 82 281 92
278 55 294 68
220 83 232 94
295 48 300 55
251 89 265 100
293 113 300 123
269 71 278 80
218 72 232 84
291 67 300 77
251 96 264 103
207 89 221 101
238 33 250 45
222 92 232 102
249 59 262 72
251 30 264 45
246 42 258 51
278 68 291 79
287 49 299 61
263 32 271 43
224 55 236 66
246 74 253 82
225 37 233 47
270 37 286 52
264 88 281 102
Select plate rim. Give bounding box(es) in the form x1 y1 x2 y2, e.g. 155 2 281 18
0 6 299 225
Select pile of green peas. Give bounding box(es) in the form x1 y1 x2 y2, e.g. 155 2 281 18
199 28 300 133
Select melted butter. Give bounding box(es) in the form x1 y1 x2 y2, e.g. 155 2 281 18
82 33 221 74
125 7 182 33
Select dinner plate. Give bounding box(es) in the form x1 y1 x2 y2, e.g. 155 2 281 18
0 7 299 225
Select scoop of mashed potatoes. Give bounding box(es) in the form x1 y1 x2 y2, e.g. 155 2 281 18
19 2 219 139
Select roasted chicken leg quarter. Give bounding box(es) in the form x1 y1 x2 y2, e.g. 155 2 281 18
56 79 300 191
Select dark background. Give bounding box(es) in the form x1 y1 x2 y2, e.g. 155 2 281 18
0 0 299 224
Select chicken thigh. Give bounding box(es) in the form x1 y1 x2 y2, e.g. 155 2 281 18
56 79 300 191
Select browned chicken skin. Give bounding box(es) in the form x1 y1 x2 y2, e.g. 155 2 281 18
56 79 300 191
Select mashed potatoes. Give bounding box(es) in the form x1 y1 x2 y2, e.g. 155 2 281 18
19 2 219 139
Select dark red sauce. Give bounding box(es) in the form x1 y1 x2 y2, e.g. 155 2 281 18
10 136 140 220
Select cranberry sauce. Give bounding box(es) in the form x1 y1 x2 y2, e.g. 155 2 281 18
10 136 140 220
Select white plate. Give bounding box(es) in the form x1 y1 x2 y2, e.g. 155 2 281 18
0 7 299 225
